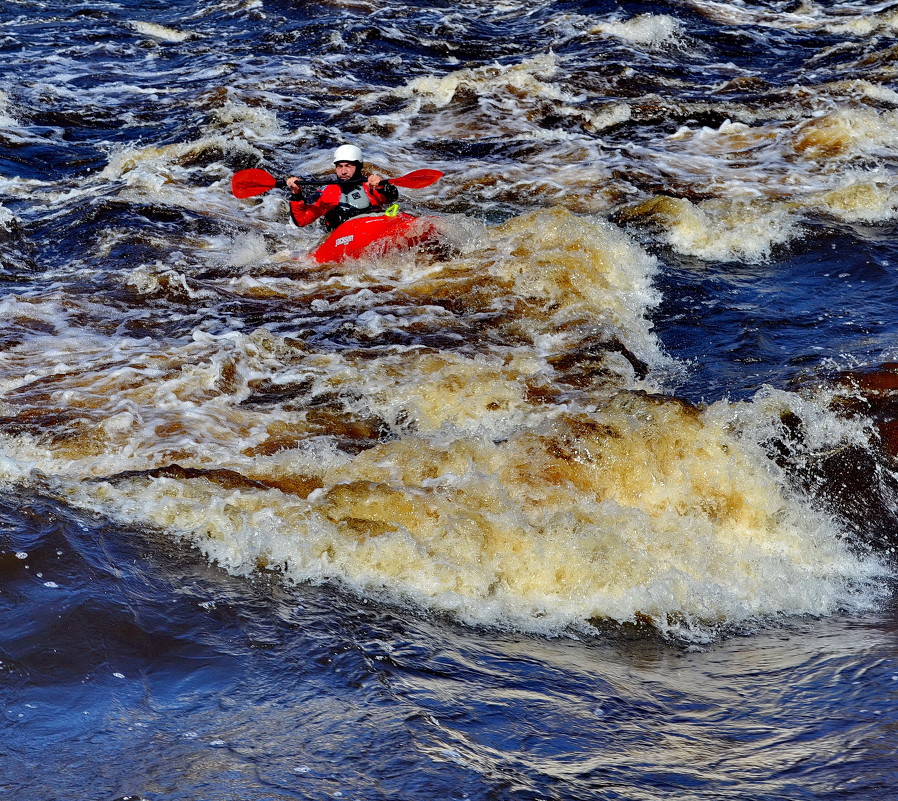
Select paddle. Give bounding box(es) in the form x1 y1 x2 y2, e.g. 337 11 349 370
231 168 443 199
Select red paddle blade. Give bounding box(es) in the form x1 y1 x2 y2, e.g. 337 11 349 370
389 169 443 189
231 168 277 199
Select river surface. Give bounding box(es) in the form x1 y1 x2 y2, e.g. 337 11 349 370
3 1 898 798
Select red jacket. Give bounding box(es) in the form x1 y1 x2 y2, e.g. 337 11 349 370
289 181 395 231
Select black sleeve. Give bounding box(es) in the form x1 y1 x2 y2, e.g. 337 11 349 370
382 182 399 202
295 187 322 204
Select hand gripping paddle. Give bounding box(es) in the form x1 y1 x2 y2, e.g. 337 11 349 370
231 168 443 199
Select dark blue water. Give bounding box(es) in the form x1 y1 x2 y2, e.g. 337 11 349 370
654 224 898 402
4 491 898 801
3 1 898 799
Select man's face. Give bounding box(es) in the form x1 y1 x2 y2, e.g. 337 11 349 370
335 161 358 180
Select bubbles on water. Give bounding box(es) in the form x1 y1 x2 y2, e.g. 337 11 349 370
128 21 195 43
589 13 685 47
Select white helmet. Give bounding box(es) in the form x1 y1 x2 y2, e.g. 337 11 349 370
333 144 363 164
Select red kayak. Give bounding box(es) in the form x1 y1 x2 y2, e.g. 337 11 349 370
311 212 440 264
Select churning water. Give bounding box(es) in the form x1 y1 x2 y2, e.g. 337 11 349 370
3 1 898 798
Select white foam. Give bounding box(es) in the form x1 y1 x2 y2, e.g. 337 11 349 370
667 198 798 263
590 14 684 47
129 21 195 43
0 208 885 637
0 88 18 127
0 203 15 230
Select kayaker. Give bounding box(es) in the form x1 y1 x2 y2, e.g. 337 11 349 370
285 144 399 232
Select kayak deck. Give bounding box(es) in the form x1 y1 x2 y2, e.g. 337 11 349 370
311 212 440 264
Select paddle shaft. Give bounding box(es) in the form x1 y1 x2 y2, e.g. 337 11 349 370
291 178 365 187
231 167 443 199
